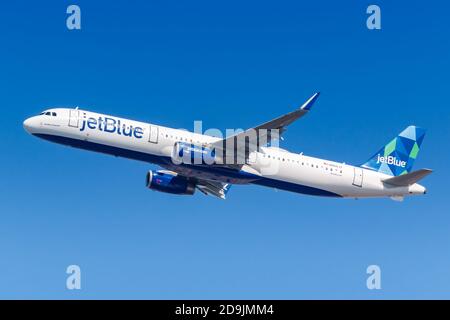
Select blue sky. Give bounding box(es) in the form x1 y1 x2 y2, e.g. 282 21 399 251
0 0 449 299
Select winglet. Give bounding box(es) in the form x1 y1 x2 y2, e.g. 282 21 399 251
300 92 320 111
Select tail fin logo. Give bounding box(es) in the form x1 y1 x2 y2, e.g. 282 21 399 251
362 126 426 176
376 155 406 168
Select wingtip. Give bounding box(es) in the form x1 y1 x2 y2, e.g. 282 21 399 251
300 92 320 110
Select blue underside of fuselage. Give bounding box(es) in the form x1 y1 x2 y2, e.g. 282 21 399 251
34 133 341 197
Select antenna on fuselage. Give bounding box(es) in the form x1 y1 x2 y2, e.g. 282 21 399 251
75 106 79 110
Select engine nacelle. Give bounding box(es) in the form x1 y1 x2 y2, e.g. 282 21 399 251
172 142 217 165
146 170 195 195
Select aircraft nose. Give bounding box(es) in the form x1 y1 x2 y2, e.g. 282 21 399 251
23 117 37 134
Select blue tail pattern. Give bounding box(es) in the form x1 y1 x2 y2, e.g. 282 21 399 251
361 126 426 176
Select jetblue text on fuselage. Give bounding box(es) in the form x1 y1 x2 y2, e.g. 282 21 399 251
79 114 144 139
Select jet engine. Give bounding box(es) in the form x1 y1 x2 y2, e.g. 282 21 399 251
146 170 195 195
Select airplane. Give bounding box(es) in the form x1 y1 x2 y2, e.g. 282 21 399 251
23 93 432 201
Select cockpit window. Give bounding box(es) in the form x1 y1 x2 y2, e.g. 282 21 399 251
41 111 57 116
39 111 57 116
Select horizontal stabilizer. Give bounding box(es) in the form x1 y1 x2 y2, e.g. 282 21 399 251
382 168 432 186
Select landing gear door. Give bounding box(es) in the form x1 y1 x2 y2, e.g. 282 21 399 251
352 167 363 187
68 109 79 128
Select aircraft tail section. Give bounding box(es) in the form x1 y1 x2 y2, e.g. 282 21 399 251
361 126 426 176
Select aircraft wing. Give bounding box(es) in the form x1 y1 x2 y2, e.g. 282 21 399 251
210 92 320 162
196 179 231 200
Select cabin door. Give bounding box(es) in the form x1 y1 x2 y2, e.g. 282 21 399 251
352 167 363 187
149 125 159 143
68 109 79 128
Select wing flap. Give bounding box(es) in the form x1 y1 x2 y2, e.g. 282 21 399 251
196 180 231 199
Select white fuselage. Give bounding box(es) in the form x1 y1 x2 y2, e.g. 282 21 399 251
23 108 426 199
